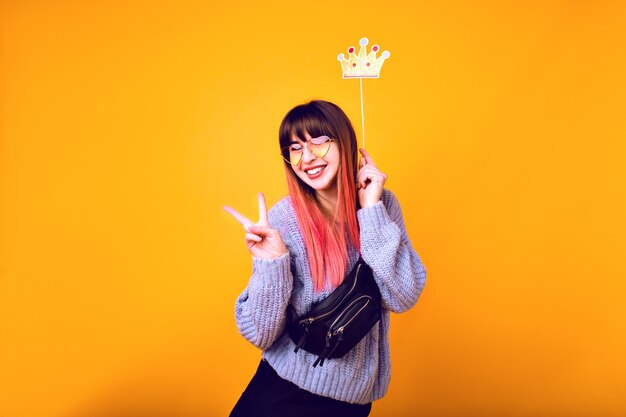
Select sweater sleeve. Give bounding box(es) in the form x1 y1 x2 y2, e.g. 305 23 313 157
234 206 294 350
357 190 427 313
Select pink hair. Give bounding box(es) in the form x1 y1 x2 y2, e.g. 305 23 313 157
279 100 360 291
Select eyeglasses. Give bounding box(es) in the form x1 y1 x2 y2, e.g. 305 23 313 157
281 135 335 165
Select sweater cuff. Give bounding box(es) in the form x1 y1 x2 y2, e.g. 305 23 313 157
250 252 291 290
357 201 392 231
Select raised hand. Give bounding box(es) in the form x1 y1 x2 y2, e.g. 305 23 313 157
357 148 388 208
224 192 288 260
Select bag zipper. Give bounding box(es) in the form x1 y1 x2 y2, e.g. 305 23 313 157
298 262 363 325
314 296 372 366
326 295 372 340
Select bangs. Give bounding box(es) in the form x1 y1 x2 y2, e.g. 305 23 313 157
279 103 337 149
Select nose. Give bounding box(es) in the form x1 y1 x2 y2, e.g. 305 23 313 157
300 144 316 164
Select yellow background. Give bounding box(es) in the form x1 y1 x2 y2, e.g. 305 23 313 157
1 1 625 416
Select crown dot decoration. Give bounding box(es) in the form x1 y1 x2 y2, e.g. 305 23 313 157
337 37 390 79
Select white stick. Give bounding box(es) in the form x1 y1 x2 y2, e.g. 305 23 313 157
359 77 365 149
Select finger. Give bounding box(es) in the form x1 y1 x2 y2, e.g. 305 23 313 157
258 192 269 227
248 224 272 237
359 148 376 166
358 172 370 189
245 232 263 243
357 166 376 182
359 170 385 187
358 165 384 178
364 165 387 183
357 168 383 188
359 155 365 169
360 176 370 189
223 206 254 230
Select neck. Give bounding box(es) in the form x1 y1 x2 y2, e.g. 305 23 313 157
315 184 338 216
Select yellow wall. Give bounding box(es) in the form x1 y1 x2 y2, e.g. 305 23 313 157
1 1 625 416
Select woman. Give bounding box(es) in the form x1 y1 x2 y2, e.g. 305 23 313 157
224 100 426 416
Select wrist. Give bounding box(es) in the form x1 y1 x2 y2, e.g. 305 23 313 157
360 197 381 208
272 248 288 259
253 251 289 262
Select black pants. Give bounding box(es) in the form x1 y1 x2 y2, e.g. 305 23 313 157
230 359 372 417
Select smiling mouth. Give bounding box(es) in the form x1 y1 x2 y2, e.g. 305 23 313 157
305 166 326 176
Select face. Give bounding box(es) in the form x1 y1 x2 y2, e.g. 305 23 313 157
290 131 340 195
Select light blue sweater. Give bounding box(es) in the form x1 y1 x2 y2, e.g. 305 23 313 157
234 189 426 404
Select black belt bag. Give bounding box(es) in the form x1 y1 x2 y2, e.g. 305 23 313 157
286 257 382 367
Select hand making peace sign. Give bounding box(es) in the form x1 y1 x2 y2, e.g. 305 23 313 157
357 148 388 209
223 192 288 260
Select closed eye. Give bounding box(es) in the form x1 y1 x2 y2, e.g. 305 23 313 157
309 135 331 145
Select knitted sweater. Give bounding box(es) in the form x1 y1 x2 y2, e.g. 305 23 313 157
234 188 426 404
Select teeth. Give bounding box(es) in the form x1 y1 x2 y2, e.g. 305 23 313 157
306 166 324 175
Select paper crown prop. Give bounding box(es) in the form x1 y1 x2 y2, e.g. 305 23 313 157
337 37 391 79
337 37 390 148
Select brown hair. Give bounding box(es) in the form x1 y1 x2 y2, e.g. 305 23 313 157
279 100 360 291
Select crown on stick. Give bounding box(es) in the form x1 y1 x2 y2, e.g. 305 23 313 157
337 37 390 79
